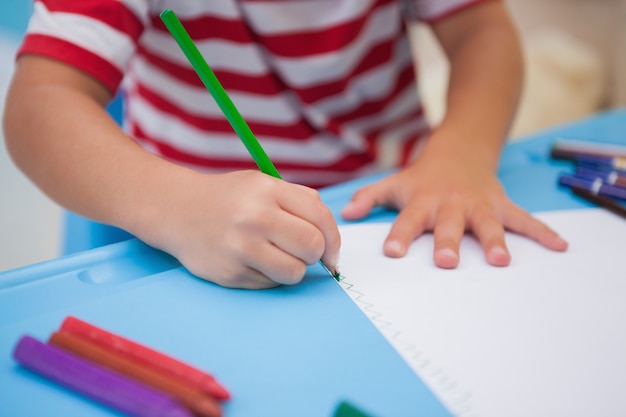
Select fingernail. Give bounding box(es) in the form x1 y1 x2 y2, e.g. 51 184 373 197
328 255 340 271
384 240 405 257
488 246 510 266
437 247 457 258
323 247 340 271
435 248 459 268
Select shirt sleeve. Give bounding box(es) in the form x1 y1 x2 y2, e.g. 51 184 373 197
17 0 148 94
407 0 499 23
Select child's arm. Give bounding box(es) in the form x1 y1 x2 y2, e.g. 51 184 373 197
341 1 568 268
3 55 340 288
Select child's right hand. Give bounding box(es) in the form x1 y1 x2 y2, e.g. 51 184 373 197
4 56 339 290
133 170 341 289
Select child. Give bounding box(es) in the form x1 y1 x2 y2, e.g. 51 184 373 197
3 0 568 288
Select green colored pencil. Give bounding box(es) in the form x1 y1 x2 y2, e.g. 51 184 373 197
159 9 342 282
159 9 280 178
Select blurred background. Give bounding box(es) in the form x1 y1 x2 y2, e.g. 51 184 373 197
1 0 625 271
1 0 62 271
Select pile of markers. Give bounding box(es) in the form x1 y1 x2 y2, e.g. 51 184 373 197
553 139 626 219
12 317 229 417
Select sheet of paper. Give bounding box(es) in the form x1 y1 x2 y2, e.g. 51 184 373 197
338 209 626 417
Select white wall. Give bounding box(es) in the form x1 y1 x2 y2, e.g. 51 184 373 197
507 0 626 108
411 0 624 138
0 31 62 272
0 1 63 272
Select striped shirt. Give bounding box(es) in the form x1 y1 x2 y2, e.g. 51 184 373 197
19 0 491 188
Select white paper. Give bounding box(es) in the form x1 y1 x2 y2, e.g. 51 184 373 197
338 209 626 417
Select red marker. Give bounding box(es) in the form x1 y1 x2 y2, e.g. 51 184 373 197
60 317 230 401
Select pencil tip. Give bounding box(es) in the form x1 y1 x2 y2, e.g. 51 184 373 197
332 267 344 282
319 260 344 282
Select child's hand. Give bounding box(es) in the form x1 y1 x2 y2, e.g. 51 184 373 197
340 140 568 268
139 170 341 288
339 0 570 268
4 56 340 289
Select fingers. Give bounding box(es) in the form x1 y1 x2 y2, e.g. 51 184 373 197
340 182 389 221
432 203 465 269
245 238 310 286
347 179 467 267
502 204 568 252
172 173 342 289
266 211 326 266
383 204 431 258
277 183 341 269
468 205 511 267
190 222 317 288
222 183 340 287
178 251 280 290
384 199 466 269
341 172 567 272
185 169 569 288
216 269 280 290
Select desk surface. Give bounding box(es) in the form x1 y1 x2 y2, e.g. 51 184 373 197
1 109 624 417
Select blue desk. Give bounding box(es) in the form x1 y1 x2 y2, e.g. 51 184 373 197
1 109 624 417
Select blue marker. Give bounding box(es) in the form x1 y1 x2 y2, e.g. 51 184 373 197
575 165 626 186
559 174 626 201
575 155 626 173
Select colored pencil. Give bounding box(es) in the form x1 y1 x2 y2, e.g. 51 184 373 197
159 9 280 179
159 8 342 282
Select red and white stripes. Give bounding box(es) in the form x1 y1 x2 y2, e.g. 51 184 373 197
19 0 491 188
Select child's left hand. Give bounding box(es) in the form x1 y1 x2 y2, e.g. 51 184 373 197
341 135 568 269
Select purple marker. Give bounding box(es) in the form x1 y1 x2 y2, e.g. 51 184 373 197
559 174 626 201
13 335 193 417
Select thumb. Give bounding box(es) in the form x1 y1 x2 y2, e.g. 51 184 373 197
340 184 387 220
